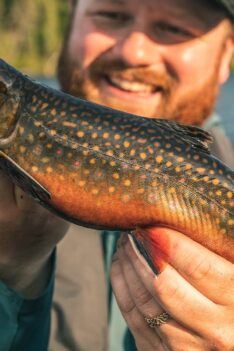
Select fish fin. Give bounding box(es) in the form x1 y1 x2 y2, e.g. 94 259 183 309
0 151 51 203
151 119 213 154
128 231 159 275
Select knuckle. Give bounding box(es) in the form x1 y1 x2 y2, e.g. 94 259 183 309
184 256 211 282
134 287 153 307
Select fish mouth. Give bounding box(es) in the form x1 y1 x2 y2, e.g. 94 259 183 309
104 75 163 96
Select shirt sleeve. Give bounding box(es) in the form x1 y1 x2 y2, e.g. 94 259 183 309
0 251 55 351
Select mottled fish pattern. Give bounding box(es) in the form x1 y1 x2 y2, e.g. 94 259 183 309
0 59 233 264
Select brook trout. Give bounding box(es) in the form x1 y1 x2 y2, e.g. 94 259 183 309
0 59 233 265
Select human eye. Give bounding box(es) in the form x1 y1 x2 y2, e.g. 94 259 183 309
91 10 131 25
154 22 194 43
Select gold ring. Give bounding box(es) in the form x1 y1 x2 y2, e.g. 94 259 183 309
144 312 170 328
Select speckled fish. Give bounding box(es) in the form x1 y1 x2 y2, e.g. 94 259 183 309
0 59 233 265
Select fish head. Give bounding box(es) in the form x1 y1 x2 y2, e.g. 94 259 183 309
0 59 21 141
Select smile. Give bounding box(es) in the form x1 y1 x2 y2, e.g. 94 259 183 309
106 76 158 95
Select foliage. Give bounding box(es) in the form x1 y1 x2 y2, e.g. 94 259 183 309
0 0 69 76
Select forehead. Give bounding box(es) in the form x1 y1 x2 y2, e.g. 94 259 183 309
78 0 225 19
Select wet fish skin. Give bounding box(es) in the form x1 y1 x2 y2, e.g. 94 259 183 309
0 59 233 263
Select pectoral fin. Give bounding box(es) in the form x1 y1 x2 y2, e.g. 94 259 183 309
0 150 51 203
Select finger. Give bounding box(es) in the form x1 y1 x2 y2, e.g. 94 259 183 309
123 236 219 337
111 252 164 351
135 227 234 305
118 240 205 351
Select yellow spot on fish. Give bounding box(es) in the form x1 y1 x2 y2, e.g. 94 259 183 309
82 150 89 156
124 141 130 148
124 180 131 187
19 146 26 153
77 131 84 138
227 191 233 199
91 189 99 195
200 199 206 206
84 169 90 175
209 170 215 175
28 134 34 142
156 156 163 163
82 142 89 148
212 179 219 186
137 188 145 194
60 111 66 117
148 147 154 154
140 153 147 160
42 103 49 110
90 158 96 164
34 121 42 127
175 167 181 173
114 134 121 140
63 121 76 128
169 187 176 194
216 190 222 196
122 194 130 203
103 132 109 139
32 166 38 173
203 176 209 182
50 130 57 136
228 219 234 225
78 180 86 187
177 157 184 162
221 200 226 205
92 133 98 139
166 161 172 167
19 127 25 135
185 164 192 170
107 150 114 157
51 108 57 116
130 149 136 156
46 167 53 173
151 181 157 187
113 173 119 180
42 157 50 163
110 161 116 167
109 187 115 193
197 168 205 173
93 146 100 151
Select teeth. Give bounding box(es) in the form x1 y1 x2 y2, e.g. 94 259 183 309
109 77 154 93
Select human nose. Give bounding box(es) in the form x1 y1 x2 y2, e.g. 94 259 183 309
113 31 162 67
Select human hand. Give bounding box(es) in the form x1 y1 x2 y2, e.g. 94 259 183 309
111 228 234 351
0 170 69 297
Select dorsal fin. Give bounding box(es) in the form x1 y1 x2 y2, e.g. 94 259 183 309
151 119 213 154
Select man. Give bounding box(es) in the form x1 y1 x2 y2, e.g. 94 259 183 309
0 0 233 350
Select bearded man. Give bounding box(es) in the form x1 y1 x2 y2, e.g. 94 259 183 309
0 0 233 350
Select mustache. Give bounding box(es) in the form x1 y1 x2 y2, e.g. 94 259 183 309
88 59 178 94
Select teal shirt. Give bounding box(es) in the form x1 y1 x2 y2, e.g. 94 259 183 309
0 253 55 351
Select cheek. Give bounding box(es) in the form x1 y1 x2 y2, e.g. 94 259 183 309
167 43 217 87
69 27 115 68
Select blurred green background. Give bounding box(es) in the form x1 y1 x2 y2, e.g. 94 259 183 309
0 0 69 76
0 0 233 77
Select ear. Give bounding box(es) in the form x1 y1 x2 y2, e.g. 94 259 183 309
218 35 234 84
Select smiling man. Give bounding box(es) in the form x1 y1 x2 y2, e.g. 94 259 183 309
49 0 234 350
0 0 233 351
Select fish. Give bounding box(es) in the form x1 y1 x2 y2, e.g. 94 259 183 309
0 58 233 268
